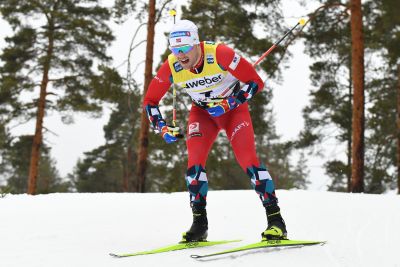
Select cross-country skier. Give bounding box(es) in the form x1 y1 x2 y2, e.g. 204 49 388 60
143 20 287 242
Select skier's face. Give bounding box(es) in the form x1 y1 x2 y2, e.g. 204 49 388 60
171 44 201 70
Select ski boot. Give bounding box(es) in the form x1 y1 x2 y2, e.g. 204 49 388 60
262 204 288 241
181 207 208 242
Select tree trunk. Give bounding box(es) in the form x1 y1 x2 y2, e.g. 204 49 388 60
347 60 352 192
135 0 156 193
350 0 365 193
397 64 400 194
123 145 132 192
27 27 54 195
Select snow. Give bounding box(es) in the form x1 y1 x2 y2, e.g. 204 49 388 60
0 190 399 267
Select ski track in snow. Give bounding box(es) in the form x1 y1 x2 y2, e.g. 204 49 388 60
0 190 399 267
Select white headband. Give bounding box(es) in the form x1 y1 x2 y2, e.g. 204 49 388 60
169 20 200 46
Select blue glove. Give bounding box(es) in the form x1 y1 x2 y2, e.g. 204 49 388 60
157 120 181 144
145 104 182 144
206 96 239 117
235 82 259 104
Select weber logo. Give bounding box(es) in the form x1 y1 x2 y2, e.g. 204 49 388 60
184 74 223 88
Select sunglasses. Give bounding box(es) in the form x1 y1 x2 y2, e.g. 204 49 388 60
169 45 194 55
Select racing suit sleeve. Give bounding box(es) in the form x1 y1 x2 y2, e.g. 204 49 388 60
216 44 264 103
142 60 173 130
143 59 173 107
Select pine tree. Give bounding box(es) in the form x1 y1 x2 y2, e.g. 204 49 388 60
71 0 180 193
0 1 119 194
136 0 156 193
349 0 365 193
366 0 400 193
398 66 400 194
72 86 139 193
0 123 12 188
299 2 352 192
300 0 398 193
4 135 69 194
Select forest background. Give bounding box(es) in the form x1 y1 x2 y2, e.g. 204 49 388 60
0 0 399 196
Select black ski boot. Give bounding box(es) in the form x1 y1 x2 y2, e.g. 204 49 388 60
261 204 288 241
181 207 208 242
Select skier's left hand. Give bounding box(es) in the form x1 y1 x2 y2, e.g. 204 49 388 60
206 96 239 117
234 82 259 103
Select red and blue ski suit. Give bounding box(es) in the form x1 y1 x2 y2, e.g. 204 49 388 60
144 41 278 209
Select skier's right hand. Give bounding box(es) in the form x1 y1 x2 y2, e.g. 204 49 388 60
157 120 181 144
145 104 182 144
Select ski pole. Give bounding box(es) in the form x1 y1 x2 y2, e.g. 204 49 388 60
168 9 184 139
213 18 307 102
253 18 306 66
169 9 178 127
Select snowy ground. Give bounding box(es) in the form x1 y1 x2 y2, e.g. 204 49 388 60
0 190 399 267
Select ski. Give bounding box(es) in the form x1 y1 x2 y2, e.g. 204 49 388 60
109 239 241 258
190 239 326 259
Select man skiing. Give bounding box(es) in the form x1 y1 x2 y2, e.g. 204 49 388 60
143 20 287 242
